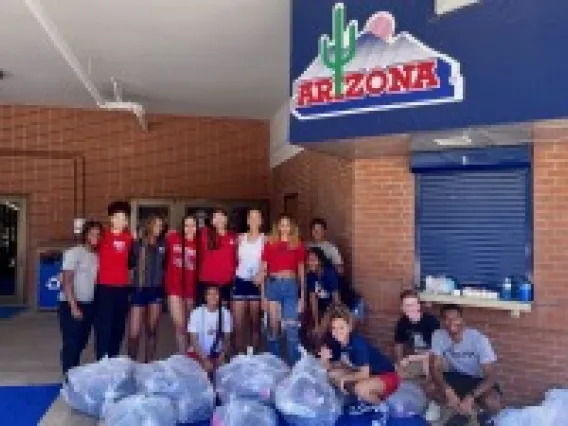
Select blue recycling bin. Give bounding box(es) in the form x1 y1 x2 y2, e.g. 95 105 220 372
37 250 63 310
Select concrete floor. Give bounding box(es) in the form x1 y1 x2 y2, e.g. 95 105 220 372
0 310 177 426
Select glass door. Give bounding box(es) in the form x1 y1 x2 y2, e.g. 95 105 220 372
0 197 26 305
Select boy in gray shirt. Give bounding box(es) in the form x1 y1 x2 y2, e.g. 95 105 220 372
58 221 102 375
427 304 502 425
308 218 344 275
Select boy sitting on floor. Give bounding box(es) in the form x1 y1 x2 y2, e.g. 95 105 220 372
427 304 503 426
319 305 400 415
394 289 440 379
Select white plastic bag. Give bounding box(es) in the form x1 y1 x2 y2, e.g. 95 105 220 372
275 348 342 426
135 355 215 424
386 381 428 418
61 356 136 418
494 388 568 426
215 353 290 403
211 398 278 426
103 394 177 426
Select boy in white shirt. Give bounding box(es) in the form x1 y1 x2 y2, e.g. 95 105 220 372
187 285 232 373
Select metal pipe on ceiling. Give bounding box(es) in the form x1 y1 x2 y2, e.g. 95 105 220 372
23 0 105 106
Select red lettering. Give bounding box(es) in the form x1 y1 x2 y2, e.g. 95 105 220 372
296 59 442 108
413 61 439 89
345 73 365 99
314 78 334 104
388 64 416 92
366 69 388 95
297 82 315 107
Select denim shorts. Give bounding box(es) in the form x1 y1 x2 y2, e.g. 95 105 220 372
264 277 299 321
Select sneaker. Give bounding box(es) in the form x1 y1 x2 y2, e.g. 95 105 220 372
424 401 441 422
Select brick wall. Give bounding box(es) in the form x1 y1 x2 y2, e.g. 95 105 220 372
270 149 353 268
271 126 568 405
0 105 269 302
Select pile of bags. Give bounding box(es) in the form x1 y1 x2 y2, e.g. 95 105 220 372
62 347 433 426
495 389 568 426
61 355 215 426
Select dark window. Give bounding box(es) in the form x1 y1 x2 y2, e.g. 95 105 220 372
413 146 533 291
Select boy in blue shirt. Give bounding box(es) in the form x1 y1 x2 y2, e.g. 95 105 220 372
319 305 400 413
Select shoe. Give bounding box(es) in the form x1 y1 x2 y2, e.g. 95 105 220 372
424 401 441 422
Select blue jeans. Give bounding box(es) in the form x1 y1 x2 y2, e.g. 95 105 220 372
264 277 300 365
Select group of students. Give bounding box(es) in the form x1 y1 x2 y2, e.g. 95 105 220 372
58 200 503 425
58 201 346 373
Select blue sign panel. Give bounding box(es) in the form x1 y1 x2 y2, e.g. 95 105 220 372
290 0 568 143
37 254 62 310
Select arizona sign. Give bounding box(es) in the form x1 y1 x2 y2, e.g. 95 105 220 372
290 3 464 121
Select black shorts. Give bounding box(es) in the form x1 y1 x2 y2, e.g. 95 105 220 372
197 282 232 305
444 372 502 400
232 277 261 301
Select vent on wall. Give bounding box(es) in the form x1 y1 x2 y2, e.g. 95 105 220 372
435 0 479 15
411 123 532 151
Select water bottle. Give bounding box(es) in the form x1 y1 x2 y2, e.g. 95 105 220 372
518 280 533 302
501 277 512 301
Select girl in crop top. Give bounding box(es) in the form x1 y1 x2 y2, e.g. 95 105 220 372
233 208 265 354
259 214 306 365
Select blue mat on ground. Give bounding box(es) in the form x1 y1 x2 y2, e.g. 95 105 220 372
0 306 25 320
0 383 61 426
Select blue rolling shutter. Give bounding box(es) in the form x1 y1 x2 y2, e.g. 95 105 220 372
413 146 532 289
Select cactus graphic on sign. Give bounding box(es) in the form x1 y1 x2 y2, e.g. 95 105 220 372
319 3 357 97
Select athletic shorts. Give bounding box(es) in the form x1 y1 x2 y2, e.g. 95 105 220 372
374 371 401 399
444 371 502 400
232 277 261 301
165 278 196 300
131 287 163 306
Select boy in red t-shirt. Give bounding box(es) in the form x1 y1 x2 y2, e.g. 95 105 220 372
93 201 133 360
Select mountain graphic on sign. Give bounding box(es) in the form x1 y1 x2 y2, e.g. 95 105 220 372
291 5 464 121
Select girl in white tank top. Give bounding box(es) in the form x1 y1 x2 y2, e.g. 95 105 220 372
232 209 264 354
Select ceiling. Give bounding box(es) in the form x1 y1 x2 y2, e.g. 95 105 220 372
0 0 290 118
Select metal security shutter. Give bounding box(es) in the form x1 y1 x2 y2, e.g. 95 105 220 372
413 146 532 288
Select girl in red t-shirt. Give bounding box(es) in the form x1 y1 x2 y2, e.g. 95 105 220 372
198 208 237 304
260 214 305 365
165 214 198 354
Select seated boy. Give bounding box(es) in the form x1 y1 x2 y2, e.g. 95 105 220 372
187 285 232 374
319 305 400 414
427 304 502 425
394 290 440 378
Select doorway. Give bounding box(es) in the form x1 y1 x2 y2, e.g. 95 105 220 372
130 199 174 237
0 198 26 305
